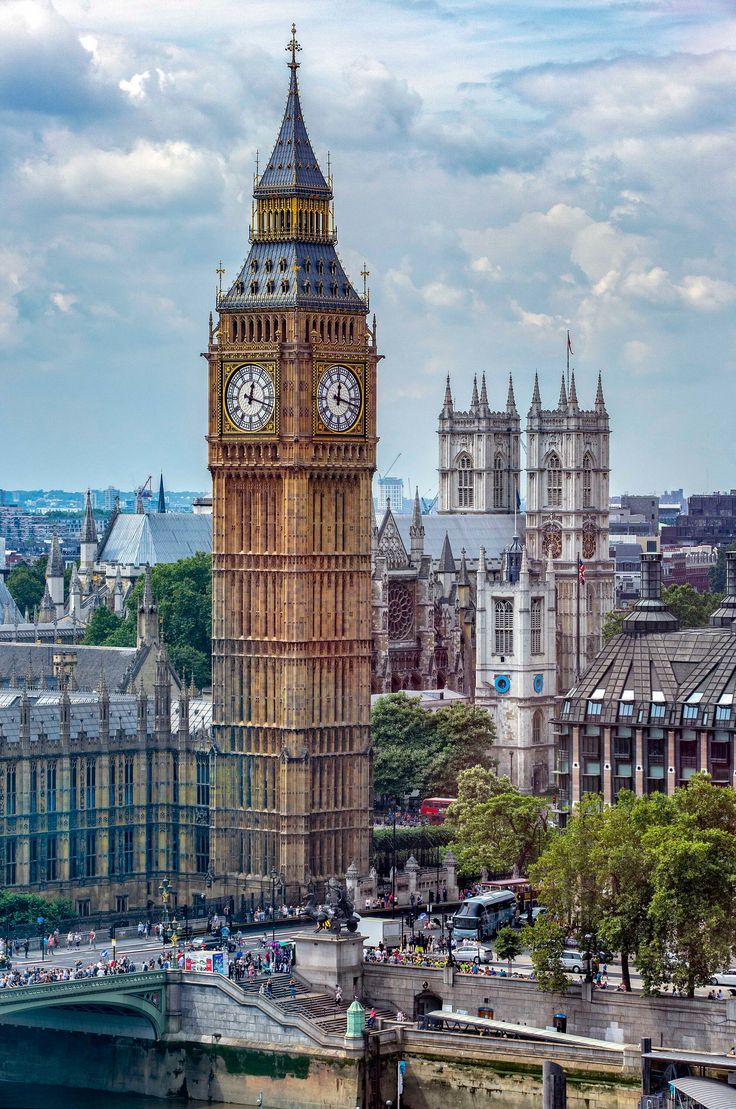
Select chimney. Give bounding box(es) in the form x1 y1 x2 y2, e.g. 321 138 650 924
623 553 678 636
710 552 736 628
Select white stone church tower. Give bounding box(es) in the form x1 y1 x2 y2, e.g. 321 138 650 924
438 374 521 514
524 372 614 693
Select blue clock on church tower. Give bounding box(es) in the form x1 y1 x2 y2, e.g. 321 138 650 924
533 674 544 694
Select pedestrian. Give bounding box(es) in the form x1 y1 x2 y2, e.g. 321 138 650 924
23 938 29 958
289 976 297 1000
88 930 96 949
335 984 342 1005
266 979 273 999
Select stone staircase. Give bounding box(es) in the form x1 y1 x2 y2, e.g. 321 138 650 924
236 971 394 1036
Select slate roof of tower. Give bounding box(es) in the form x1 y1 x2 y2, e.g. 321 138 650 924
0 691 212 744
256 64 331 195
220 242 364 313
0 643 142 692
97 512 211 566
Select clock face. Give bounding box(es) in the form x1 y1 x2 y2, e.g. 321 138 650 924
316 365 362 433
225 364 275 433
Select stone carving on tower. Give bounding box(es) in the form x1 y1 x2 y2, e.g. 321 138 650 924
524 371 614 692
207 28 376 898
438 373 520 514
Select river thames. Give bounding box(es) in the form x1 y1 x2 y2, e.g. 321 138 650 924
0 1085 261 1108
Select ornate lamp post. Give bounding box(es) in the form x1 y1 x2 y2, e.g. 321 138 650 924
446 919 454 969
269 867 282 944
159 877 171 941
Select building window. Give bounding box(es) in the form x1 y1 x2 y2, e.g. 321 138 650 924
86 831 97 878
650 703 666 720
30 763 38 814
196 755 210 807
715 705 732 722
279 257 287 273
682 704 698 722
172 755 179 803
3 840 16 886
532 711 543 745
494 599 513 655
587 700 602 716
531 598 543 655
583 453 593 508
46 762 57 813
116 896 128 913
619 701 634 718
547 453 562 506
5 765 16 816
124 756 134 806
122 828 134 875
458 454 473 508
493 453 504 509
77 899 91 917
562 700 571 716
195 828 210 873
47 836 57 882
85 759 96 809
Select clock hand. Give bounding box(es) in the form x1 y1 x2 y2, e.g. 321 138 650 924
333 383 344 407
246 383 256 406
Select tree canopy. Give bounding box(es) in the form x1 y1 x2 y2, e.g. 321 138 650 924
710 542 736 593
0 890 72 929
661 584 721 628
447 765 549 879
530 776 736 995
371 694 495 802
83 553 212 689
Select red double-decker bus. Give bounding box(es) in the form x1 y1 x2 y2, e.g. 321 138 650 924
420 797 456 825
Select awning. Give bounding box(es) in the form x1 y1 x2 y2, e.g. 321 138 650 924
669 1077 736 1109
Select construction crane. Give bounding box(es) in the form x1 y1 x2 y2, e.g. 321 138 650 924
421 492 438 514
376 452 402 483
136 475 153 501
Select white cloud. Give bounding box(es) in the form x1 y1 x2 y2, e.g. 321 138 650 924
678 275 736 312
50 290 77 312
119 71 150 102
421 281 463 308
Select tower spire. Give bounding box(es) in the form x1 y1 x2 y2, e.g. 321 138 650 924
530 372 541 413
479 373 489 410
506 373 518 415
157 473 166 514
470 375 480 412
568 370 579 410
595 371 607 413
442 374 453 416
557 372 568 410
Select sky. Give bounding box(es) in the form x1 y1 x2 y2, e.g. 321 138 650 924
1 0 735 498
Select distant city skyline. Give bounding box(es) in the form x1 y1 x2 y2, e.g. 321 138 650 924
1 1 734 492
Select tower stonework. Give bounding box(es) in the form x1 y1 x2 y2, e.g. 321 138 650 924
524 373 614 693
438 374 520 514
207 31 375 899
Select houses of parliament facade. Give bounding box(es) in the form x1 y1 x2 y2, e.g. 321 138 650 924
0 30 613 913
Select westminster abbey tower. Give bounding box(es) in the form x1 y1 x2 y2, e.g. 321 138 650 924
207 29 376 898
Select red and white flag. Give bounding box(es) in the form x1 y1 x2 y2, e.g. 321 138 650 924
578 556 586 585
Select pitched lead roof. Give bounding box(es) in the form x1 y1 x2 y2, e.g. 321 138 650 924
256 63 331 196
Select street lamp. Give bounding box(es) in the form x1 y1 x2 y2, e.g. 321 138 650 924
269 868 281 943
584 933 593 984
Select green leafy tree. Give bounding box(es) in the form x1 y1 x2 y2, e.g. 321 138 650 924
602 608 626 642
83 553 212 687
710 542 736 593
530 794 605 938
372 692 436 800
6 557 47 614
522 918 568 993
426 703 496 795
449 766 549 878
0 891 72 928
495 925 523 973
661 584 721 628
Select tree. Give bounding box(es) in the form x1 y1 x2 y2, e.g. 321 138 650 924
495 925 523 973
602 608 626 642
371 692 436 801
522 918 569 993
0 890 72 928
530 794 606 939
448 766 549 878
83 553 212 687
6 557 46 614
426 703 496 795
710 542 736 593
661 584 721 628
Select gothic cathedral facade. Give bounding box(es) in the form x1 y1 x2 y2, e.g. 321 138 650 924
207 32 375 898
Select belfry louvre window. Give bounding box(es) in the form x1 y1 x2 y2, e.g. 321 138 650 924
458 454 473 508
531 598 543 655
583 453 593 508
493 454 504 509
196 756 210 807
547 454 562 506
494 599 513 655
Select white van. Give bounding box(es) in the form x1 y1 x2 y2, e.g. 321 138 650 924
560 949 584 973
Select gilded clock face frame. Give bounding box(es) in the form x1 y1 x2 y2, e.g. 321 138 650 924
314 362 365 437
221 361 278 438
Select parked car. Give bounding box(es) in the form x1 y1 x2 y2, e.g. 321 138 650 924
560 949 584 974
453 943 495 964
710 969 736 992
530 907 547 924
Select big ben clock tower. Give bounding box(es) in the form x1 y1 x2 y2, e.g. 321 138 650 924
207 27 376 900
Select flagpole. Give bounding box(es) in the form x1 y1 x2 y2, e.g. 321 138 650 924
566 330 571 394
576 554 581 682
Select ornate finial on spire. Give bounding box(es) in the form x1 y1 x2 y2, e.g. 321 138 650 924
557 372 567 409
568 370 579 410
530 371 541 411
595 371 606 413
216 260 225 296
286 23 301 68
506 373 518 415
471 375 480 411
479 373 489 409
361 263 370 309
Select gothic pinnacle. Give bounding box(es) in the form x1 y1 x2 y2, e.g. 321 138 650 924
471 375 480 411
442 374 453 414
506 373 518 415
530 372 542 411
479 374 489 409
595 371 607 413
557 373 568 410
568 370 579 410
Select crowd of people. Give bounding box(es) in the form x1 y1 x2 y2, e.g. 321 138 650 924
0 954 151 989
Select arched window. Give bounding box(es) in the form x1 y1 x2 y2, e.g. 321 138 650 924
531 597 543 654
280 280 289 293
457 454 473 508
547 453 562 506
583 453 593 508
279 258 287 273
493 453 504 509
532 711 542 745
494 599 513 655
264 259 272 274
